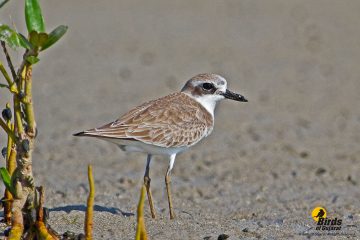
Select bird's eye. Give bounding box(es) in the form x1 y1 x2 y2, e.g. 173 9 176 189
202 83 213 90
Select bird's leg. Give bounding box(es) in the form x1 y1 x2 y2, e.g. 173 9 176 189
144 154 156 219
165 169 174 219
165 154 176 219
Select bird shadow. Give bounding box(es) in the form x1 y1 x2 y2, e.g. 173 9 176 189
49 204 134 217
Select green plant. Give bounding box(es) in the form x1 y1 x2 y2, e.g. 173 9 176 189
135 185 148 240
85 165 95 240
0 0 67 238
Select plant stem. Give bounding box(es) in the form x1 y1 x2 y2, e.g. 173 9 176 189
0 41 17 80
0 62 13 86
24 64 36 135
4 148 16 224
85 165 95 240
4 123 16 225
16 50 29 85
10 142 34 238
36 221 58 240
13 95 24 138
6 120 13 162
0 118 16 142
35 186 59 240
0 62 18 94
8 223 23 240
37 186 45 222
135 185 148 240
10 55 35 239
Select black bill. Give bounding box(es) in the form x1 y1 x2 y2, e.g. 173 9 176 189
221 89 248 102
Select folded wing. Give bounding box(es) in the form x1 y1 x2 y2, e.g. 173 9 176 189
81 93 213 148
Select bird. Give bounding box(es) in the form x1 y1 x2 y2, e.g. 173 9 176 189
315 209 325 219
74 73 247 219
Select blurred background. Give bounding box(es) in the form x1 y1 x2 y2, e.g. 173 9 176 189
1 1 359 239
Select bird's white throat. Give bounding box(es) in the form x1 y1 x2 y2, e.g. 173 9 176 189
189 94 224 117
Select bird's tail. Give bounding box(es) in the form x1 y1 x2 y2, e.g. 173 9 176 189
73 129 117 138
73 131 86 137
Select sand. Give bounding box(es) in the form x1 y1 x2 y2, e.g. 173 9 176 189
0 1 359 239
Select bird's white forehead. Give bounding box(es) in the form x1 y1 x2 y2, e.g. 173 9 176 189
191 73 227 84
182 73 228 91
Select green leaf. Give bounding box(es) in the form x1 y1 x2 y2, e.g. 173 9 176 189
25 0 45 33
0 25 21 49
0 25 33 50
41 25 68 51
18 33 33 49
29 31 48 48
0 0 10 8
0 83 8 88
37 32 48 46
26 56 40 64
0 168 10 186
29 30 38 46
0 167 14 195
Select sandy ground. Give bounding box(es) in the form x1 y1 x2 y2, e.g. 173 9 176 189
0 0 360 239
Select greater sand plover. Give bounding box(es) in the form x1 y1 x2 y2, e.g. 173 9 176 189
74 73 247 219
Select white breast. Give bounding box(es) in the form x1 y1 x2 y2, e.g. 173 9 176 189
188 94 224 117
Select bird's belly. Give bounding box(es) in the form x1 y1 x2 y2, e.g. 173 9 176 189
124 143 187 155
103 137 188 156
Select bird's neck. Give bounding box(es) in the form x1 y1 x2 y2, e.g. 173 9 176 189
183 93 218 117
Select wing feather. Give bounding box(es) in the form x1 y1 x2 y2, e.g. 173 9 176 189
82 93 214 148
